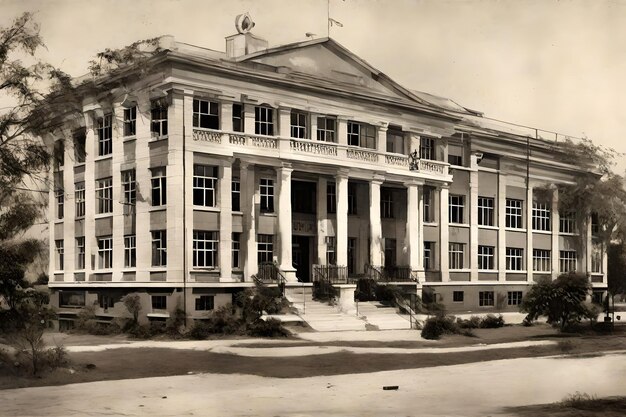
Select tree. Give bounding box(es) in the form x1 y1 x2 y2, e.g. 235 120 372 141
520 272 597 331
122 294 142 326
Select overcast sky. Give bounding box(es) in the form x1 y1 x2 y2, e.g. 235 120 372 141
3 0 625 172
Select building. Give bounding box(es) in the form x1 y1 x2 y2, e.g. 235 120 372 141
47 19 607 327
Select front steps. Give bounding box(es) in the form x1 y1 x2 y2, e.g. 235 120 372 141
285 286 413 332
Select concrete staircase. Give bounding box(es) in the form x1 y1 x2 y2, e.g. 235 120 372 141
357 301 413 330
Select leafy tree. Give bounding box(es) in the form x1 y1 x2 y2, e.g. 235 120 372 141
121 294 142 326
520 272 597 331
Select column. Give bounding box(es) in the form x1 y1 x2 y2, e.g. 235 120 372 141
243 103 255 135
439 186 449 280
48 139 56 279
336 171 349 267
220 101 233 132
469 154 479 281
63 133 75 281
278 108 291 155
526 185 533 282
276 164 297 282
417 184 425 277
406 182 420 271
240 161 257 280
369 178 383 266
83 110 96 279
112 103 125 281
551 187 559 280
316 177 328 264
497 174 507 281
376 124 388 154
182 93 195 284
585 218 593 274
219 160 233 280
309 114 318 141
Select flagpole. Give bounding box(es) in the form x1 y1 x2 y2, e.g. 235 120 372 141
327 0 330 37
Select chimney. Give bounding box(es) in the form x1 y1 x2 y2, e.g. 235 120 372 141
226 13 268 59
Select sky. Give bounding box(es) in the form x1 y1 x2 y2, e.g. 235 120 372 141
2 0 626 173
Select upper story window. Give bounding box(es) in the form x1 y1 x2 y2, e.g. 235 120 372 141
290 110 307 139
74 131 86 164
505 199 523 229
449 194 465 224
478 245 495 270
151 167 167 207
193 165 218 207
232 178 241 211
423 186 434 223
151 230 167 267
96 177 113 214
347 121 376 149
533 249 551 272
151 98 168 139
559 210 576 234
327 182 336 214
424 242 434 270
532 201 551 231
591 244 603 273
193 98 219 130
257 234 274 264
55 189 64 220
122 169 136 208
506 247 524 271
97 236 113 269
97 114 112 156
255 106 274 136
420 137 435 160
386 127 404 154
53 140 64 170
348 182 357 215
76 237 85 270
260 178 274 213
591 212 600 235
123 106 136 137
449 242 465 270
448 154 463 166
193 230 218 268
124 235 136 268
232 103 243 132
55 240 64 270
478 196 494 226
75 182 85 218
381 188 394 219
559 250 577 273
317 117 336 142
232 233 241 268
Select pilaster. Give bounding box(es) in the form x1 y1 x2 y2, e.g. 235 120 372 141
406 182 420 271
376 125 388 154
241 161 257 279
276 164 296 281
439 186 449 280
220 101 233 132
526 184 533 282
369 178 383 266
316 177 328 264
551 188 559 280
469 154 479 281
243 103 255 135
135 95 154 282
63 136 75 281
111 103 125 281
497 173 507 281
219 161 233 280
336 170 349 267
83 111 96 278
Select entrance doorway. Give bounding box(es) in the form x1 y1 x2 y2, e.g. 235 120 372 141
292 236 311 282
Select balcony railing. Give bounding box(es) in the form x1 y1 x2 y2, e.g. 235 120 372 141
312 264 349 284
191 129 449 179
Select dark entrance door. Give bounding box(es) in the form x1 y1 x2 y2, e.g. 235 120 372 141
292 236 311 282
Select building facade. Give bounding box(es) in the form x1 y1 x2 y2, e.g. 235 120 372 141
47 27 607 327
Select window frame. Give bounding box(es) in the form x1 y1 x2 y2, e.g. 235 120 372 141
193 98 220 130
55 239 64 270
96 177 113 214
232 178 241 211
124 235 136 268
327 182 336 214
424 241 435 271
192 164 218 207
97 236 113 269
532 201 551 231
453 291 464 303
505 198 523 229
559 250 577 273
76 237 85 270
317 116 336 142
478 196 494 226
506 247 524 271
150 98 168 139
532 249 551 272
151 167 167 207
254 106 274 136
479 291 495 307
151 230 167 267
559 210 576 234
478 245 495 270
348 182 357 215
122 169 136 209
448 194 465 224
257 234 274 264
232 232 241 269
420 137 435 160
192 230 219 269
260 178 275 213
381 188 394 219
195 295 215 311
151 295 167 310
290 110 308 139
507 291 523 306
55 189 64 220
97 114 113 156
347 121 376 149
449 242 465 270
75 182 85 218
123 106 137 137
232 103 243 133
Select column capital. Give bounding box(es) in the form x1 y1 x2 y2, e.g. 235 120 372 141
404 179 424 188
275 163 293 175
371 173 385 185
336 168 350 180
239 160 253 170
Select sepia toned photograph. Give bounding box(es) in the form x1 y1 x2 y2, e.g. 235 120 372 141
1 0 625 415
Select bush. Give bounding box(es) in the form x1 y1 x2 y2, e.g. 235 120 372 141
422 302 446 317
187 305 242 340
456 316 481 329
127 323 153 339
165 308 186 336
480 314 505 328
246 318 290 338
375 285 404 305
312 280 338 303
421 316 459 340
557 339 576 353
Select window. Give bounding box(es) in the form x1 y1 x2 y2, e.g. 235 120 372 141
123 106 136 136
232 232 241 268
232 178 241 211
560 250 577 273
290 111 307 139
53 140 64 170
448 154 463 166
260 178 274 213
420 137 434 160
532 201 551 231
96 177 113 214
55 240 64 270
151 98 168 138
478 246 495 270
449 194 465 224
151 167 167 206
506 247 524 271
508 291 523 306
232 103 243 132
591 245 603 273
317 116 335 142
479 291 494 307
505 199 523 229
424 242 434 270
258 234 274 264
255 106 274 135
591 213 600 235
453 291 464 302
478 197 494 226
348 182 357 215
195 295 214 311
449 243 465 270
74 131 86 163
193 165 218 207
348 237 357 274
327 182 336 214
386 128 404 154
76 237 85 270
59 291 85 307
122 170 136 209
98 294 115 310
124 235 136 268
423 187 434 222
55 189 64 219
533 249 551 272
559 211 576 234
75 182 85 218
381 188 394 219
152 231 167 267
193 98 219 129
326 236 337 265
97 114 112 156
193 231 218 268
98 236 113 269
347 121 376 149
152 295 167 310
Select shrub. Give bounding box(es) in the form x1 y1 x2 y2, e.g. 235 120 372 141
312 280 338 303
187 304 242 339
246 318 289 338
121 294 142 326
165 308 187 336
557 339 576 353
456 316 481 329
188 321 212 340
127 323 152 339
480 314 505 328
421 316 459 340
375 285 405 306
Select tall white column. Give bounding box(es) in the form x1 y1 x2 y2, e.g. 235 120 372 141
48 141 57 280
469 154 479 281
336 171 349 267
551 187 559 280
316 177 328 264
498 174 507 281
439 186 449 280
112 104 125 281
219 161 233 281
83 111 96 279
585 218 593 274
241 161 257 280
63 134 75 281
276 164 297 282
417 184 425 277
526 184 534 282
406 182 420 271
370 178 383 266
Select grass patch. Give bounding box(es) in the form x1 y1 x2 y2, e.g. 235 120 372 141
506 395 626 416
